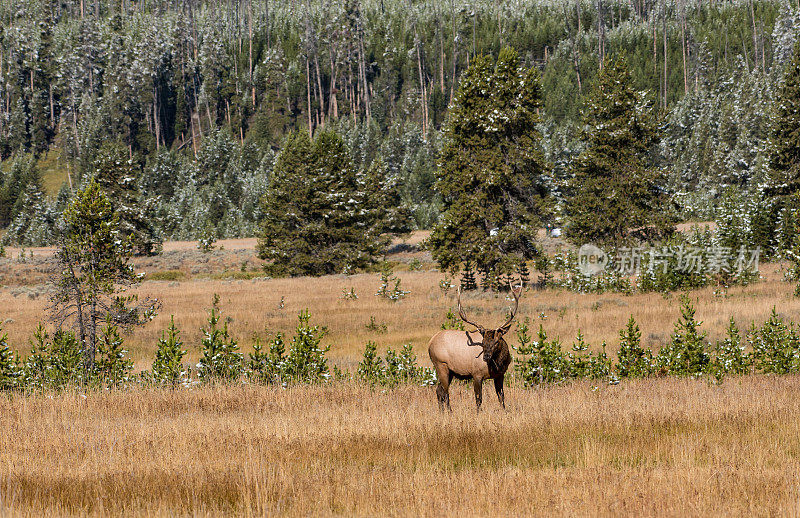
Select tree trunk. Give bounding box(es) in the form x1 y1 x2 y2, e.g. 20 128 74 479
306 57 313 137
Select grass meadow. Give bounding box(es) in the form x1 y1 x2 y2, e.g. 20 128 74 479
2 237 800 516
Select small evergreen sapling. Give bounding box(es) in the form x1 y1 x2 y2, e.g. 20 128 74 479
357 342 385 385
282 310 330 384
152 316 187 387
712 317 751 378
0 326 20 390
615 316 653 378
198 294 243 383
749 307 799 375
657 296 710 376
247 333 285 384
95 318 133 388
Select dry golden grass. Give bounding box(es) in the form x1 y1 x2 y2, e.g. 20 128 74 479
1 261 799 372
2 377 800 516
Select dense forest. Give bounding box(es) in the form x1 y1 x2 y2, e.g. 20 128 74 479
0 0 798 249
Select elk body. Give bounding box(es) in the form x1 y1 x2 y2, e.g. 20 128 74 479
428 286 520 411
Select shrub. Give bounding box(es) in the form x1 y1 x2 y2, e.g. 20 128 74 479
0 326 21 390
656 296 710 376
282 310 330 384
356 342 434 387
615 316 653 377
514 319 569 385
376 266 409 301
246 333 285 384
95 319 133 388
712 317 751 378
197 295 243 382
357 341 385 385
440 308 465 330
22 325 84 390
151 316 187 387
749 307 800 375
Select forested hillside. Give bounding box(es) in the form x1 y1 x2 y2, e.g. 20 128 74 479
0 0 798 247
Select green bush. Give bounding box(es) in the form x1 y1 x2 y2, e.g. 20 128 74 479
0 326 21 390
711 317 751 378
656 296 710 376
246 333 285 384
22 325 84 390
514 318 569 385
748 307 800 375
615 316 653 378
197 295 243 383
282 310 330 384
151 316 187 387
94 319 133 388
356 342 434 387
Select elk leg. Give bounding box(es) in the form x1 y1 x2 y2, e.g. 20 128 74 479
494 375 505 410
434 364 452 412
473 378 483 412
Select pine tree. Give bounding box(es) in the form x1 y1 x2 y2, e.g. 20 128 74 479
566 57 675 246
95 318 133 388
257 131 384 277
152 316 187 388
428 47 550 278
198 294 243 383
0 325 20 391
460 260 478 291
51 182 159 372
658 296 710 376
615 316 652 377
91 142 161 256
768 40 800 199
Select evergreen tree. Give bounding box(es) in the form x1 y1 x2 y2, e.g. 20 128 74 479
51 182 159 372
91 142 161 256
428 47 550 277
257 131 384 277
657 296 710 376
95 318 133 388
616 316 652 378
0 325 20 391
152 316 187 388
768 40 800 199
198 294 243 382
566 57 675 246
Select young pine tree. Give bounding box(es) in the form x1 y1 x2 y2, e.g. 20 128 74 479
198 295 243 382
0 325 20 390
566 57 675 246
428 47 550 278
615 316 652 378
658 296 710 376
95 318 133 388
152 316 187 388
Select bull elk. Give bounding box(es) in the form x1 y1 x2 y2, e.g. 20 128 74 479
428 285 521 411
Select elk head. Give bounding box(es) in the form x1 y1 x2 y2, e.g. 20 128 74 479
457 283 521 371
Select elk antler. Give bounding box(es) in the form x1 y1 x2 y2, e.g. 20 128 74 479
457 286 484 331
498 281 521 332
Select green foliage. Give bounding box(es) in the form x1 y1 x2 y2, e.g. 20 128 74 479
460 261 478 291
615 316 653 378
712 317 751 379
151 316 187 388
198 295 243 383
566 57 675 246
22 326 84 390
257 131 386 277
197 225 217 253
768 40 800 199
514 319 569 385
656 296 710 376
356 342 434 387
356 342 385 386
429 47 549 277
91 142 161 256
748 307 800 375
0 326 21 391
94 319 133 388
375 266 408 301
246 333 286 385
281 310 330 384
365 316 388 334
440 308 465 331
